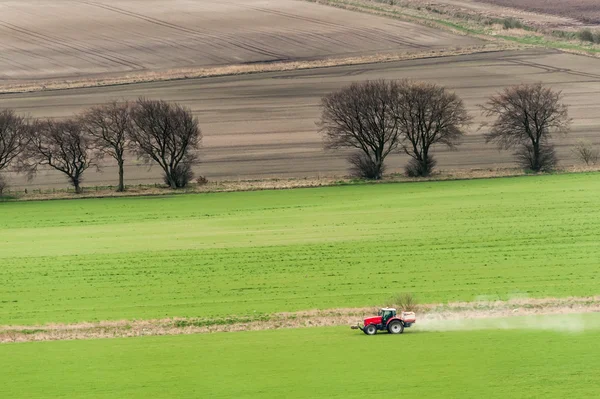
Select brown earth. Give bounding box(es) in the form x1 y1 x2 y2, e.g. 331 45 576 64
2 296 598 343
0 45 506 94
474 0 600 25
0 0 480 85
397 0 587 29
2 49 600 190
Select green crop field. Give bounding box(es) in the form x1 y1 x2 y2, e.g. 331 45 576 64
2 315 600 398
1 173 599 325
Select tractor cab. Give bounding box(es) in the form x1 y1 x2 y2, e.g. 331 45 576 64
379 308 397 324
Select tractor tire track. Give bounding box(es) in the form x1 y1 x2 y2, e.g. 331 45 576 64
0 21 144 71
507 59 600 80
0 0 480 81
0 23 104 71
0 44 40 74
222 1 428 49
76 0 232 64
0 39 65 73
79 0 289 62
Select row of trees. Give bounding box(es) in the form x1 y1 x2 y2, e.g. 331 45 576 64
0 99 201 193
0 81 585 193
319 80 572 179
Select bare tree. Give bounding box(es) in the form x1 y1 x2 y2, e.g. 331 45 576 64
481 83 571 172
319 80 403 180
81 101 131 192
25 119 95 193
128 99 201 189
396 80 470 177
573 139 599 166
0 109 31 172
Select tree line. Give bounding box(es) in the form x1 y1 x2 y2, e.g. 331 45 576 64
319 80 575 179
0 99 201 193
0 81 589 193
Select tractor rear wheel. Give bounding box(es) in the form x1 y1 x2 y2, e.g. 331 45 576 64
364 324 377 335
388 321 404 334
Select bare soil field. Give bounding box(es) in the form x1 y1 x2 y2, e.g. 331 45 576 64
475 0 600 25
2 49 600 189
0 0 480 86
398 0 583 28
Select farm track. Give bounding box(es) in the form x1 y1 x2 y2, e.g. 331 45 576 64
2 297 598 343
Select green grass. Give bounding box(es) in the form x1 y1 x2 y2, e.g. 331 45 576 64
1 173 599 325
316 0 486 35
2 315 600 398
496 34 600 53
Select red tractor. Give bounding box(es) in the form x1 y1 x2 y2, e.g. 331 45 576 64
351 308 416 335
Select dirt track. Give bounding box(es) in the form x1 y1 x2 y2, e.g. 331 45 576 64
2 49 600 189
0 0 479 85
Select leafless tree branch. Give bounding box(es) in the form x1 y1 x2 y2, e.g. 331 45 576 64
573 139 599 166
23 118 95 193
128 99 201 189
396 80 470 176
481 83 571 172
80 101 131 192
318 80 403 179
0 109 31 172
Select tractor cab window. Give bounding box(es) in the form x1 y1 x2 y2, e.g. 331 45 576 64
382 310 394 323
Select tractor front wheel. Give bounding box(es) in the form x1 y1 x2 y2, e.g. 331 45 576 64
388 321 404 334
364 324 377 335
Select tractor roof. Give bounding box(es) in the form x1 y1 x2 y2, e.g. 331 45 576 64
381 307 397 311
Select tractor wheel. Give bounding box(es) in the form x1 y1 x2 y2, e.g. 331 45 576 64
364 324 377 335
388 321 404 334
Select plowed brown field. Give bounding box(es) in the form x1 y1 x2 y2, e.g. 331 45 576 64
400 0 582 28
476 0 600 25
0 0 479 84
2 49 600 189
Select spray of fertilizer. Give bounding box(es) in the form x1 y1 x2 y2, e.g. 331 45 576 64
417 313 600 333
416 295 600 333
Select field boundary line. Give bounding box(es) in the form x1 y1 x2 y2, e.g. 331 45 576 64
2 165 599 202
2 296 599 343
